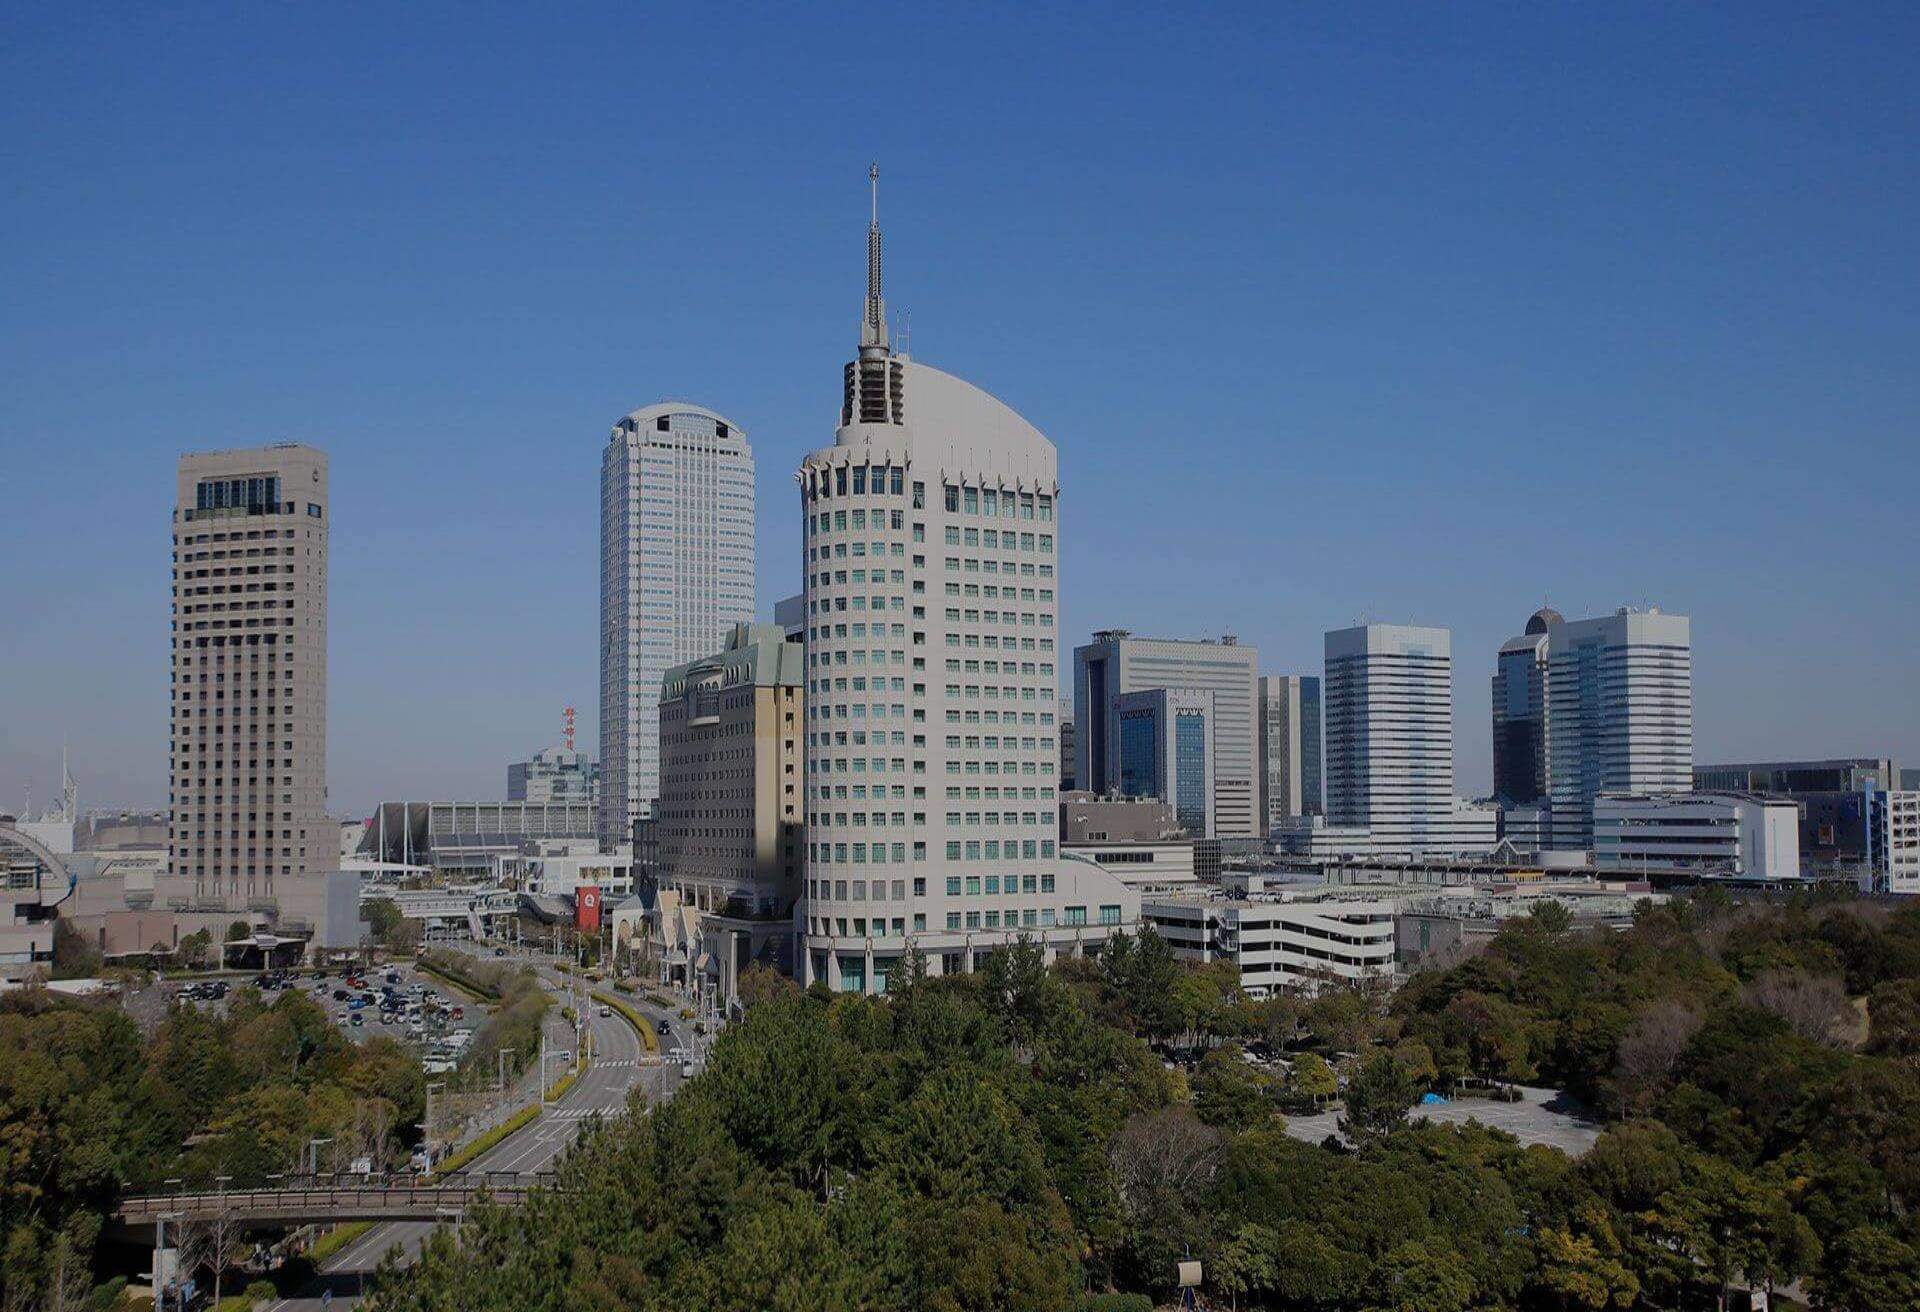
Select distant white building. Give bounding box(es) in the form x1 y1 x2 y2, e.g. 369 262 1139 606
508 746 599 805
1546 608 1693 852
1592 791 1799 880
1278 800 1498 862
1866 791 1920 894
1140 886 1398 996
1309 624 1494 859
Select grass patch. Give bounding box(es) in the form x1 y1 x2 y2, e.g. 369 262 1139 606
308 1220 374 1265
544 1027 591 1101
592 990 660 1054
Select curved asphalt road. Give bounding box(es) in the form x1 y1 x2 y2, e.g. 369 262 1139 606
267 967 679 1310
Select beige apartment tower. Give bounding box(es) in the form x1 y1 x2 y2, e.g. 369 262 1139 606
169 443 333 910
655 622 804 992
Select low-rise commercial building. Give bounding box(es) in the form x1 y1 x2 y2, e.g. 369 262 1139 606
1140 883 1397 996
1591 791 1801 880
359 800 597 877
1276 800 1499 862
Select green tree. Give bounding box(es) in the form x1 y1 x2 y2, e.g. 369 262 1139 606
1811 1225 1920 1311
1286 1051 1339 1106
1339 1052 1419 1144
1529 899 1576 936
1535 1214 1640 1310
1099 929 1183 1042
50 917 101 979
1190 1047 1276 1132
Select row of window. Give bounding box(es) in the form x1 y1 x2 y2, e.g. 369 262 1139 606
942 484 1053 521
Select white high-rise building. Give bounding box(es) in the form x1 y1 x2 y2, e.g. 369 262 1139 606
795 169 1138 993
599 403 756 848
1545 607 1693 851
1321 623 1485 856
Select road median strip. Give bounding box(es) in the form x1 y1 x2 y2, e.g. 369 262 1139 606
591 989 660 1054
308 1219 374 1264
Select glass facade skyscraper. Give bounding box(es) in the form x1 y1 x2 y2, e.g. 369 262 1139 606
1491 608 1556 806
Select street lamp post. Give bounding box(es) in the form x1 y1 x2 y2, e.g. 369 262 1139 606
419 1081 445 1172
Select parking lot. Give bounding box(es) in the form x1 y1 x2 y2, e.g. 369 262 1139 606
1284 1084 1605 1156
170 963 481 1065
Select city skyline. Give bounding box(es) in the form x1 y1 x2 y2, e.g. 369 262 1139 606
5 6 1920 815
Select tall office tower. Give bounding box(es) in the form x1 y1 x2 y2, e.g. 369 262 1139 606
1492 608 1557 805
599 403 757 848
795 170 1135 993
1545 607 1693 851
1258 674 1323 830
1322 624 1457 853
1074 632 1260 837
1115 688 1215 837
170 444 332 903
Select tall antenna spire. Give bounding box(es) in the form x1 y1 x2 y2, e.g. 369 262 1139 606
861 162 889 354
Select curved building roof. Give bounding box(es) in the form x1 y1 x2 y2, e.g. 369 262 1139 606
1524 607 1564 635
823 358 1056 486
611 402 749 447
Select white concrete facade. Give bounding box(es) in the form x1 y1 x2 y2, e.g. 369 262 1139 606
1061 839 1198 889
1591 791 1799 879
1867 790 1920 894
1321 624 1490 857
795 184 1136 992
599 404 756 848
1140 890 1398 996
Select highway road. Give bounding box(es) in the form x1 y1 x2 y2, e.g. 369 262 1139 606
266 967 679 1310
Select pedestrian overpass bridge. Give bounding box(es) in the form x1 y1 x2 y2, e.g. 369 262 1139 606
112 1170 556 1232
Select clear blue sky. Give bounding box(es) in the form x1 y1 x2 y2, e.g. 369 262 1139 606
3 4 1916 817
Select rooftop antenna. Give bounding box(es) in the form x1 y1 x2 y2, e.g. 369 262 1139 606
860 162 889 353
